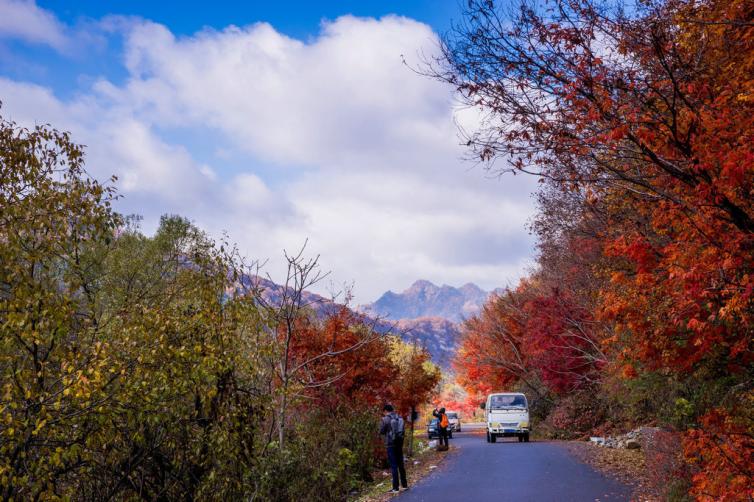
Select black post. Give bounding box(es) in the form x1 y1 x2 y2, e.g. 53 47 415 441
408 405 416 457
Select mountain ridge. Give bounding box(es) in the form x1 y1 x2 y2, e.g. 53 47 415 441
246 276 499 368
360 279 499 323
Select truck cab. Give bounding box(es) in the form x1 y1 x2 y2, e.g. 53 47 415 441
483 392 530 443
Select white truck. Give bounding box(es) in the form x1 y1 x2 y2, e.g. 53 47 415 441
483 392 530 443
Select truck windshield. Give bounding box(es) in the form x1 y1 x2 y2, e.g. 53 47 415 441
489 395 527 410
447 413 458 419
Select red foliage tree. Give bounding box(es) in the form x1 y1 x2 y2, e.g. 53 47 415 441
434 0 754 375
683 405 754 501
453 286 532 401
289 307 399 410
439 0 753 495
524 290 603 394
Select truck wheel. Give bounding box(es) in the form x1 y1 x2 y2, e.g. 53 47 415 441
486 431 491 443
449 431 453 439
518 435 523 442
490 434 497 443
524 433 530 442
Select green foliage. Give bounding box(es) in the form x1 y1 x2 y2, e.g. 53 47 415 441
0 113 438 500
256 409 379 502
0 115 121 499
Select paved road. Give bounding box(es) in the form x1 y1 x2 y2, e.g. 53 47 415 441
399 426 630 502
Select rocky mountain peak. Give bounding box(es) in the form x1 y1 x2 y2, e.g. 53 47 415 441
360 279 494 323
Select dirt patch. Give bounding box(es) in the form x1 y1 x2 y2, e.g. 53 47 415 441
564 441 658 501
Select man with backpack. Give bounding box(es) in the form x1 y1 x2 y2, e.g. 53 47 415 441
433 407 449 449
380 404 408 493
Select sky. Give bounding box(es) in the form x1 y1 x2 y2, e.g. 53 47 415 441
0 0 539 303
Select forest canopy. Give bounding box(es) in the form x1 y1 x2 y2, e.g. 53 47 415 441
438 0 754 499
0 114 440 500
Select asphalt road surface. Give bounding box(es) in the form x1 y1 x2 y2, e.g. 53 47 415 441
399 425 630 502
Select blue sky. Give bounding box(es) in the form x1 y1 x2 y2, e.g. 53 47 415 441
7 1 460 96
0 0 537 302
42 0 460 38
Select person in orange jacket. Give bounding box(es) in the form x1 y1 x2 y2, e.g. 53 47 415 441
433 407 449 448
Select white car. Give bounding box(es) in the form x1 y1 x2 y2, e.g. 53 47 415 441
446 411 461 432
483 392 530 443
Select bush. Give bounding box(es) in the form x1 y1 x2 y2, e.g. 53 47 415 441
255 408 380 501
540 391 605 439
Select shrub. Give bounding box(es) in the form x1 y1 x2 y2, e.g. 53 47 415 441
256 409 380 501
541 392 605 439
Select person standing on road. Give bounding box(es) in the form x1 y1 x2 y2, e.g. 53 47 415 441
380 404 408 493
433 407 449 449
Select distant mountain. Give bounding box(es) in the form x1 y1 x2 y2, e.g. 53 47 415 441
360 280 497 323
241 275 339 317
242 276 491 369
390 317 461 368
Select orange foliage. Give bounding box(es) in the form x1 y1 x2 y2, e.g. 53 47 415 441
683 406 754 501
453 288 529 399
288 308 396 409
288 307 439 414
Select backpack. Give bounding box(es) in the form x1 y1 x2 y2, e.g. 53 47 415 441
387 414 405 443
440 413 449 428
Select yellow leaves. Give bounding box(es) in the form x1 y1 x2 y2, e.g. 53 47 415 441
32 419 47 436
50 447 64 468
0 121 279 497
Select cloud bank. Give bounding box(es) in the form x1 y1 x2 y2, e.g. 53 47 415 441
0 7 538 302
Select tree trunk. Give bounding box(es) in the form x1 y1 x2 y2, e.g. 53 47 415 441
278 386 287 447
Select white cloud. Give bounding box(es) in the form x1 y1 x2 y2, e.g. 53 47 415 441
104 16 453 170
0 13 539 302
0 0 68 50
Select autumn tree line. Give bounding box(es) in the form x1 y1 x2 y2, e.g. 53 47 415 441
0 117 441 500
440 0 753 499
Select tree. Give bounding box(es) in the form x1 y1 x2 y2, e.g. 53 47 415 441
0 115 120 499
251 248 384 448
287 306 398 410
387 338 441 456
0 109 446 500
86 216 271 500
432 0 754 374
435 0 754 495
454 286 538 401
